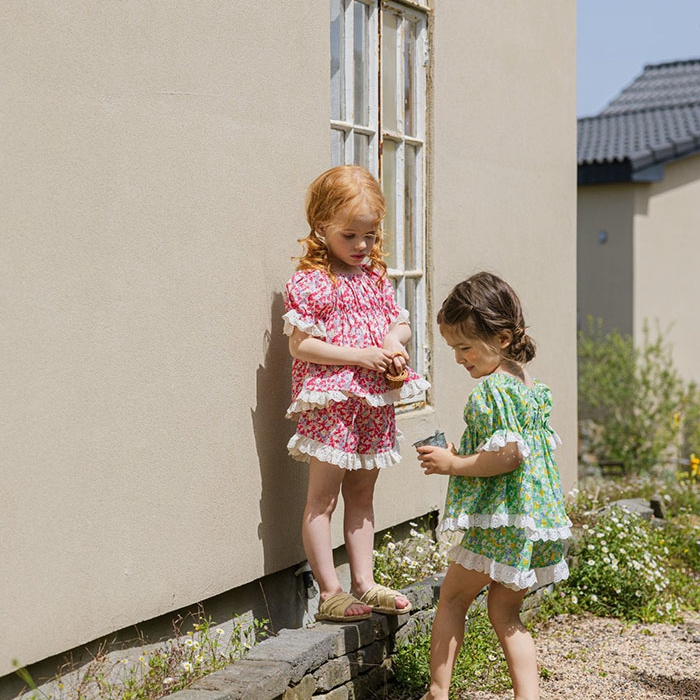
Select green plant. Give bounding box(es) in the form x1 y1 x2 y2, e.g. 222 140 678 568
15 612 268 700
373 521 450 590
680 382 700 458
577 318 684 473
392 604 511 697
567 507 680 622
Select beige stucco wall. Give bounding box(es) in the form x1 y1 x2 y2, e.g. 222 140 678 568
577 153 700 385
1 0 577 680
2 0 334 676
431 0 578 494
634 154 700 384
577 184 636 335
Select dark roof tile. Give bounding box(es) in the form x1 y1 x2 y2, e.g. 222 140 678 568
578 59 700 177
602 59 700 114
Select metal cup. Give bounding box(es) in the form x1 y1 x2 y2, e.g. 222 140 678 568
412 429 447 448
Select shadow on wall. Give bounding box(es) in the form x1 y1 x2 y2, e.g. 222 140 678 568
252 292 307 576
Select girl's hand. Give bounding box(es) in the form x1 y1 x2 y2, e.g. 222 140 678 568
381 337 408 374
354 346 397 372
416 442 457 476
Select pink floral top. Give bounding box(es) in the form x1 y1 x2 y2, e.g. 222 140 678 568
283 266 430 418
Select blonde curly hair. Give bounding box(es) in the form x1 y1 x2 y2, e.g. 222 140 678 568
295 165 387 280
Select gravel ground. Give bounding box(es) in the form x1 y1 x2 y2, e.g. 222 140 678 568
466 610 700 700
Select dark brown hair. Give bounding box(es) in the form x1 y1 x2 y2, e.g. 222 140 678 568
437 271 536 363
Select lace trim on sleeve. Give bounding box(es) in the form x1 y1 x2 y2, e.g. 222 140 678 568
477 430 531 459
388 307 410 330
282 310 326 338
547 430 562 450
440 512 572 541
448 545 570 591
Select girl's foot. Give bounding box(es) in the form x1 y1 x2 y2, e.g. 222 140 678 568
356 584 412 614
315 592 372 622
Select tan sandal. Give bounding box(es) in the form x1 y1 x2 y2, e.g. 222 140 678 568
359 584 412 615
314 592 372 622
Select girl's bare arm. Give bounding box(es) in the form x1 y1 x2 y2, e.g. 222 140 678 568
289 327 395 372
417 441 522 477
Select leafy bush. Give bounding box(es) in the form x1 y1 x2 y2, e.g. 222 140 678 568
373 521 449 590
577 318 684 473
566 507 679 622
680 382 700 458
540 472 700 625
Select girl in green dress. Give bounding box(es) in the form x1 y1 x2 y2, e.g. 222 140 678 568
416 271 571 700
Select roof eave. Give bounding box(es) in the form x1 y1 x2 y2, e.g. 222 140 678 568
578 160 635 185
578 144 700 185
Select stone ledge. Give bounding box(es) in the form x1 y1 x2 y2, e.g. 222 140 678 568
166 573 553 700
165 578 439 700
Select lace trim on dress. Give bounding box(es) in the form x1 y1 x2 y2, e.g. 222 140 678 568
285 390 350 418
282 309 326 339
287 433 402 470
440 513 572 541
448 544 570 591
376 376 431 405
477 430 531 459
285 377 431 418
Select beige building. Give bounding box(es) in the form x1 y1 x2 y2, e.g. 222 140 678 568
1 0 577 691
578 59 700 383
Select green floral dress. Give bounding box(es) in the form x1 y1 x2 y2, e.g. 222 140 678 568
441 373 572 590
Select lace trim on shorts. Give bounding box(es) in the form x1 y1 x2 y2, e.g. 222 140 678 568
448 544 570 591
287 433 403 470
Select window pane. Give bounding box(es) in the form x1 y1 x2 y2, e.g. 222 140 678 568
404 20 416 136
354 132 370 169
391 276 403 307
382 11 398 133
404 143 416 269
405 277 418 366
331 128 345 166
353 1 369 125
331 0 344 121
382 139 397 270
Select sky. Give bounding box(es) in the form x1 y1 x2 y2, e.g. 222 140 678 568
577 0 700 117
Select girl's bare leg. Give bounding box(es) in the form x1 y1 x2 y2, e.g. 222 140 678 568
342 467 409 610
424 563 491 700
302 457 370 617
487 582 539 700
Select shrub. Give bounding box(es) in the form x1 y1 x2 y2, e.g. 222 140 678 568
373 521 449 590
564 506 680 622
577 318 684 473
680 382 700 458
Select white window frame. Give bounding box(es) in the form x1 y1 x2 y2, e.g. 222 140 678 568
380 2 428 396
331 0 379 172
331 0 429 403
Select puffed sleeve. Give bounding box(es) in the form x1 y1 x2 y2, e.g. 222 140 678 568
283 270 332 338
379 274 410 329
462 381 531 460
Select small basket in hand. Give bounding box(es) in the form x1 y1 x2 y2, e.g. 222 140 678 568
384 353 409 390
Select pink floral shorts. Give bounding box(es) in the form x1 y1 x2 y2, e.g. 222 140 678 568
295 397 397 467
